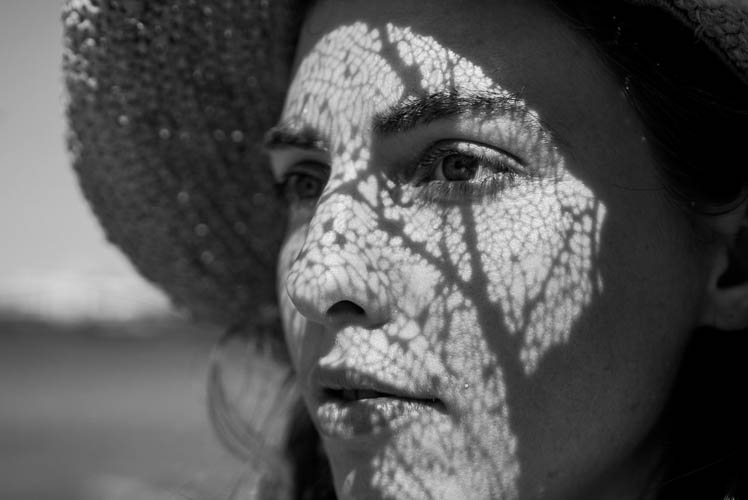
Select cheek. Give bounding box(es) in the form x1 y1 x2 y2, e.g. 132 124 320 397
357 178 608 406
579 189 703 385
474 179 605 374
508 188 702 477
277 225 310 368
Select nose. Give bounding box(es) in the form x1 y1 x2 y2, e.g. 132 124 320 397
284 193 392 329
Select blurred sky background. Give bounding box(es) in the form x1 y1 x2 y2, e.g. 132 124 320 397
0 4 245 499
0 0 171 321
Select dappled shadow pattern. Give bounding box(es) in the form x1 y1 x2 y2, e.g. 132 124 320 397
277 20 606 500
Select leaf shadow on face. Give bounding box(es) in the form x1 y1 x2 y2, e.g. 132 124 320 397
278 20 608 500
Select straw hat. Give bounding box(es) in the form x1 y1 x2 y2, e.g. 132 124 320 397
64 0 304 329
63 0 748 328
637 0 748 82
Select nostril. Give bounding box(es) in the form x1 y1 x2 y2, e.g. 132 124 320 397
326 300 365 318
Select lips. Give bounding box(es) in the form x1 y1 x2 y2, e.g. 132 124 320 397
332 388 393 401
311 367 445 441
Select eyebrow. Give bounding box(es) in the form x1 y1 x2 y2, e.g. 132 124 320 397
263 88 559 151
263 124 330 152
373 88 534 135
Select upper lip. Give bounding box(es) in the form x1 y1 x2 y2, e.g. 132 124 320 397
311 365 439 403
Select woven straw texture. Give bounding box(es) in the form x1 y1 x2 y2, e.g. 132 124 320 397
662 0 748 80
64 0 304 327
63 0 748 328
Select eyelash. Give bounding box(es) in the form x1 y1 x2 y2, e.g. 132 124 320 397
410 140 526 202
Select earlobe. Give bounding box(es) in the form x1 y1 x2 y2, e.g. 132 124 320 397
700 207 748 331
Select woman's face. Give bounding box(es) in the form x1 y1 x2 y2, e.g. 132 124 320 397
268 0 709 498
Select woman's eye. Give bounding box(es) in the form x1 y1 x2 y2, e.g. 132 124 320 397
276 162 329 204
417 141 525 190
435 153 480 181
287 173 324 200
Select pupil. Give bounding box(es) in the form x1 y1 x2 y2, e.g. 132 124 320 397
297 176 320 199
442 154 478 181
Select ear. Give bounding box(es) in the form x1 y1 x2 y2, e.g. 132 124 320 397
700 201 748 331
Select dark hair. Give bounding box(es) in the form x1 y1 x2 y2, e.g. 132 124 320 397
552 1 748 499
211 2 748 499
553 0 748 214
207 326 335 500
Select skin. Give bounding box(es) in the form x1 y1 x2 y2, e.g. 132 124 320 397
267 0 718 498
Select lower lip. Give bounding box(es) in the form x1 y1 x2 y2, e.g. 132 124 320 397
315 395 443 441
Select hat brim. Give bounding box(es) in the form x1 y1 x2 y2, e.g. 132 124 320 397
64 0 304 327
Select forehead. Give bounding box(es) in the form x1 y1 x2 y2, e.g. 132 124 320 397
285 0 593 120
